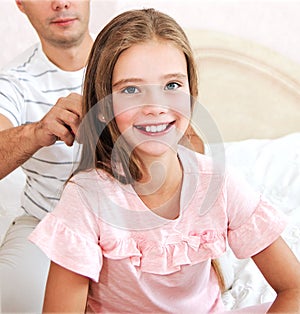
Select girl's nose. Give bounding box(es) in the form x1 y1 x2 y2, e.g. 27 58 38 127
141 86 169 116
141 103 168 116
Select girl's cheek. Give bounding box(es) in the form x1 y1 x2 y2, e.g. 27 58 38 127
113 95 140 119
166 90 191 120
114 109 135 134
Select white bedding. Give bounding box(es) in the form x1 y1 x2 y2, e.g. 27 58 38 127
0 132 299 310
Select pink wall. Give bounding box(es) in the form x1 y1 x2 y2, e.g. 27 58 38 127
1 0 300 68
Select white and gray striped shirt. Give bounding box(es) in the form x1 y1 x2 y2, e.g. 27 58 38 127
0 43 84 219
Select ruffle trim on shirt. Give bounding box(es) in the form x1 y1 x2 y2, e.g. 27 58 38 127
228 198 288 259
100 230 226 275
29 214 102 282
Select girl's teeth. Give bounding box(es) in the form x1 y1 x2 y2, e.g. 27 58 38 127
145 124 167 133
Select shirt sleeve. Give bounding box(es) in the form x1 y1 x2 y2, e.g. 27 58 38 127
0 73 24 126
29 180 102 282
225 168 288 259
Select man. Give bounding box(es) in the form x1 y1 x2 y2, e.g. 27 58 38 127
0 1 93 312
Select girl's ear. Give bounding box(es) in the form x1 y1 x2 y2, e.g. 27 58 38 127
98 113 106 123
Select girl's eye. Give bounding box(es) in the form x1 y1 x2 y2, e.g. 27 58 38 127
122 86 139 94
165 82 180 90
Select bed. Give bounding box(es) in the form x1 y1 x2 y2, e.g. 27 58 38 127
0 29 300 311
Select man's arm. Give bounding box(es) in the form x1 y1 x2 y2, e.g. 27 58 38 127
0 116 43 178
0 93 82 179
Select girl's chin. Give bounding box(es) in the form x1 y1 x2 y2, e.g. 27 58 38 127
133 141 179 157
122 128 184 156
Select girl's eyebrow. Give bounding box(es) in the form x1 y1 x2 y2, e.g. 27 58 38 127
112 78 144 89
112 73 188 89
163 73 188 80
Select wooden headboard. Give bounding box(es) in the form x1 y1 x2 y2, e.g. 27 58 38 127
186 29 300 143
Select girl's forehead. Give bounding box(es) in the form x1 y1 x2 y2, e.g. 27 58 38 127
120 39 182 56
113 41 187 77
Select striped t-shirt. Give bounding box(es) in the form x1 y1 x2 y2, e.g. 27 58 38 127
0 43 84 219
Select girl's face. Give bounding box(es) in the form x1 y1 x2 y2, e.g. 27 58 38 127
111 40 191 158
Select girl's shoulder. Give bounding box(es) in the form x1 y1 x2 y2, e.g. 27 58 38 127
68 168 116 191
71 168 112 181
178 145 223 175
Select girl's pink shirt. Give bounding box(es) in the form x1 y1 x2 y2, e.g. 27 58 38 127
29 146 287 313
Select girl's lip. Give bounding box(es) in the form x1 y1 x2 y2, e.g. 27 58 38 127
134 121 175 135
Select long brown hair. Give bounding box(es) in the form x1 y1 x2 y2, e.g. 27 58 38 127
75 8 198 183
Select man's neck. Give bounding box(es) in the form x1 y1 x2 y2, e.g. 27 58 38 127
41 33 94 72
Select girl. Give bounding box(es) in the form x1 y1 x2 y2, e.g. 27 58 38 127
29 8 300 313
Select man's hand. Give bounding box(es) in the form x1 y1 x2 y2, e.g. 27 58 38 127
34 93 83 147
0 93 83 178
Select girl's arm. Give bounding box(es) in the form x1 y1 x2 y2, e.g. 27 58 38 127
252 236 300 312
43 261 89 313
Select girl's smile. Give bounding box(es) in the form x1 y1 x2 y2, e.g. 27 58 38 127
134 121 175 135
